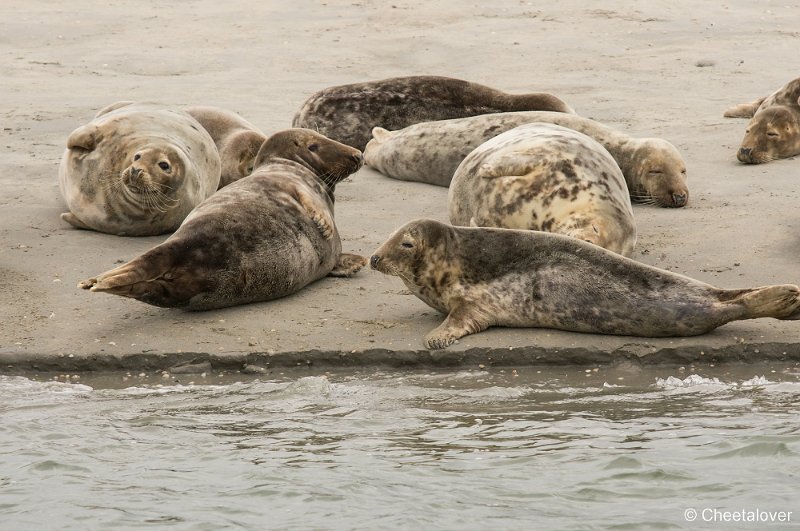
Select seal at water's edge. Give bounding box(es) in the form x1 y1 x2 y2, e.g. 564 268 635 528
370 219 800 349
184 106 267 188
723 77 800 164
58 102 221 236
364 111 689 207
78 129 366 310
292 75 575 151
449 123 637 256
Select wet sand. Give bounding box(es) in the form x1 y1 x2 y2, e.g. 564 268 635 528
1 0 799 372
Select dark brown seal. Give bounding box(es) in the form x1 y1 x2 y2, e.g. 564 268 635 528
724 77 800 164
184 106 267 188
370 219 800 349
78 129 366 310
292 75 575 151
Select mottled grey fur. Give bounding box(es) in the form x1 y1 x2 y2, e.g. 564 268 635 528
724 77 800 164
364 111 689 207
449 123 637 256
370 219 800 349
59 102 221 236
292 75 575 151
78 129 366 310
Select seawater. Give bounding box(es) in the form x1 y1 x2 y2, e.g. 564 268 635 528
1 364 799 530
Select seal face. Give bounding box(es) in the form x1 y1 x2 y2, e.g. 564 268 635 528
448 122 637 256
292 75 575 151
370 219 800 349
78 129 367 310
724 77 800 164
364 111 688 207
184 106 267 188
58 102 221 236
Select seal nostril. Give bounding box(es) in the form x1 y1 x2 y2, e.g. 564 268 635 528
672 193 687 206
739 147 752 156
369 255 380 268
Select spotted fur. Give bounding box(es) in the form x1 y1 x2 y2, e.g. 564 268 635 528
449 123 637 256
364 111 688 207
58 102 222 236
370 219 800 349
292 76 574 151
78 129 366 310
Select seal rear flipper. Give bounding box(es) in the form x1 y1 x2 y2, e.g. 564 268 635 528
723 97 766 118
78 249 175 299
729 284 800 320
61 212 92 230
328 253 367 277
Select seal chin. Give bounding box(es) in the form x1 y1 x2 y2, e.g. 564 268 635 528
736 147 774 164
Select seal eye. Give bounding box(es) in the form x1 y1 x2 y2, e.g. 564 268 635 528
158 161 171 172
401 242 414 249
767 131 780 138
308 144 319 153
133 153 141 161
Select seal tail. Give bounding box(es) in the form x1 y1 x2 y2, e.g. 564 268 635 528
723 97 766 118
726 284 800 320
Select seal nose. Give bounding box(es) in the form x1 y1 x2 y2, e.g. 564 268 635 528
369 255 381 269
352 152 364 167
737 147 752 162
672 192 687 207
130 167 141 178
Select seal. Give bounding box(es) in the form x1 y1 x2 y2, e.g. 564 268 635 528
184 105 267 188
370 219 800 349
77 128 367 310
292 75 575 151
448 123 637 256
724 77 800 164
58 101 221 236
364 111 689 207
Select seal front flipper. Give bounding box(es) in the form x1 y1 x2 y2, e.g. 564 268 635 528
66 124 101 151
424 301 491 350
328 253 367 277
61 212 92 230
723 97 766 118
294 188 335 240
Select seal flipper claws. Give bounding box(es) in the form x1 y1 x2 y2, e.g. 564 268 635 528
295 189 335 240
328 253 367 278
423 303 490 350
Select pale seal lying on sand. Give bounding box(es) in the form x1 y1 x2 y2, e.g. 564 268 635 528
78 129 366 310
292 75 575 151
364 111 689 207
724 77 800 164
58 101 221 236
370 219 800 349
449 123 637 256
185 106 267 188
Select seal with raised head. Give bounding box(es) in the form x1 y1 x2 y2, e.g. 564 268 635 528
58 101 221 236
184 105 267 188
448 122 637 256
723 77 800 164
370 219 800 349
292 75 575 151
78 128 367 310
364 111 689 207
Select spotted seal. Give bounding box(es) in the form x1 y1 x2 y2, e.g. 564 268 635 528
58 101 221 236
184 106 267 188
370 219 800 349
292 75 575 151
724 77 800 164
364 111 688 207
448 122 637 256
78 129 366 310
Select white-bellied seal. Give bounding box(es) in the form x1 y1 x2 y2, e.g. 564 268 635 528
77 129 366 310
370 219 800 349
364 111 689 207
184 106 267 188
58 101 221 236
724 77 800 164
292 75 575 151
448 123 637 256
